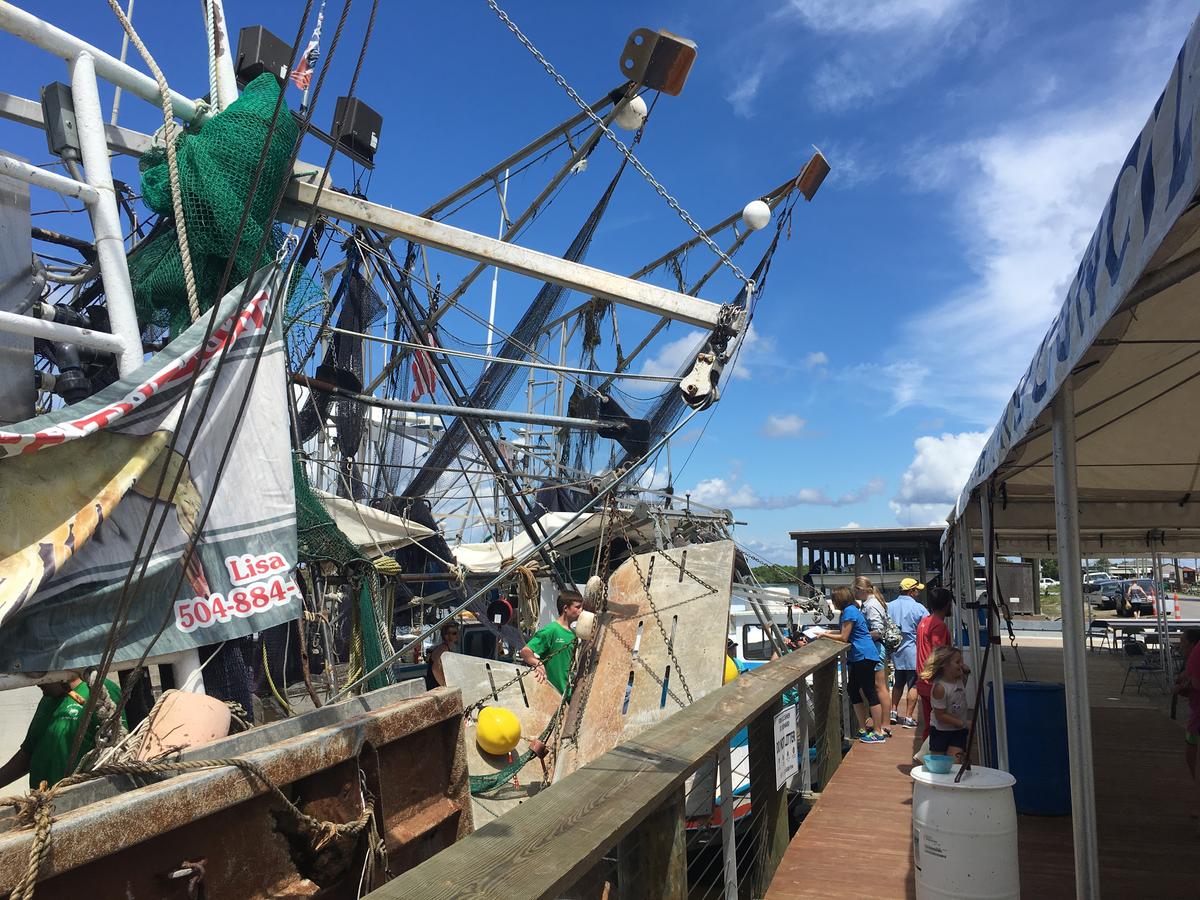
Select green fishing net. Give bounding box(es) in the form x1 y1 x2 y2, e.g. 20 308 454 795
128 74 300 338
293 454 394 692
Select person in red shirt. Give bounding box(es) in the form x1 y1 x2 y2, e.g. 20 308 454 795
915 588 955 754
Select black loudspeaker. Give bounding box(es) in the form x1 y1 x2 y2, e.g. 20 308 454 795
235 26 293 86
332 96 382 163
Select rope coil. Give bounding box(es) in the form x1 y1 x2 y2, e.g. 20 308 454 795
0 756 374 900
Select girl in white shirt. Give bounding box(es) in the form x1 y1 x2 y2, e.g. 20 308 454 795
921 646 971 762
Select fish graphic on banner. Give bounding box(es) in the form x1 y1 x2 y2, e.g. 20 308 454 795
0 268 297 673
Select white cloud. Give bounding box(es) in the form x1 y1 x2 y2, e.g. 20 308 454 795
728 324 773 381
842 520 862 529
638 329 702 378
890 431 987 525
785 0 986 110
762 413 806 438
726 64 766 118
896 1 1200 422
690 474 885 510
803 351 829 369
841 360 931 414
787 0 973 35
637 324 771 382
739 536 795 565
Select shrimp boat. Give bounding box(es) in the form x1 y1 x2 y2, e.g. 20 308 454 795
0 2 828 896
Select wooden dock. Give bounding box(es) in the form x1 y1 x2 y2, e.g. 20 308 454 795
767 643 1195 900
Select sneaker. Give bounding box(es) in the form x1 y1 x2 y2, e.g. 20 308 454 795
889 711 899 725
859 731 887 744
901 717 918 729
881 728 893 738
856 727 869 739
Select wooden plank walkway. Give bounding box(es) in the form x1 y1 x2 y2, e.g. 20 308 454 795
767 643 1196 899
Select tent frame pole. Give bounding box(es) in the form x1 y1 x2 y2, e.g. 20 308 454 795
1052 382 1101 899
979 485 1010 771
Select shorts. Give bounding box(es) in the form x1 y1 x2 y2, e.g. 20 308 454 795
848 658 880 706
873 640 886 672
929 727 969 754
894 669 917 691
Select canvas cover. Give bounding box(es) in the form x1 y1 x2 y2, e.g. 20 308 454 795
0 268 297 672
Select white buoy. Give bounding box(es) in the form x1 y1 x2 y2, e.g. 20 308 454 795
614 95 648 131
741 199 771 231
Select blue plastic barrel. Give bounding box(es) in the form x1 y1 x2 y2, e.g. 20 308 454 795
1002 682 1070 815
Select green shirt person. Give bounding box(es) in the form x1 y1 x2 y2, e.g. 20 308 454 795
519 594 582 694
0 675 125 789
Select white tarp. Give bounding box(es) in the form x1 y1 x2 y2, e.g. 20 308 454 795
313 489 434 557
453 511 604 573
956 19 1200 518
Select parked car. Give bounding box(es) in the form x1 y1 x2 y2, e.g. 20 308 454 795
1083 572 1114 588
1039 577 1060 589
1086 581 1124 611
1087 578 1157 616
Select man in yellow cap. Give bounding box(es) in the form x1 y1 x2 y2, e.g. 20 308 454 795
887 578 926 728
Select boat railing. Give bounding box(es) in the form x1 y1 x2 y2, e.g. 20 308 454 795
365 639 847 900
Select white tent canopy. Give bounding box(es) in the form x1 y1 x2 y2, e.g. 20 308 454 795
951 19 1200 556
944 18 1200 899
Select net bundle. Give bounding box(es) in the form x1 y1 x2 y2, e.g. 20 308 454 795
293 454 394 692
128 74 300 337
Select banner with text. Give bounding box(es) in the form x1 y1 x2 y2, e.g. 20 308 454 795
0 268 297 673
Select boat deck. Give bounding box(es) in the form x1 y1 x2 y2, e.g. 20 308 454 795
766 642 1195 899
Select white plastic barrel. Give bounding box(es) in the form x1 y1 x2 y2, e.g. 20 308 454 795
911 765 1019 899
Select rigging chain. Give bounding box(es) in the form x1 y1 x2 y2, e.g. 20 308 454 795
482 0 754 293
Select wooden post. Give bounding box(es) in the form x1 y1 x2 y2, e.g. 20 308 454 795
810 658 842 790
747 697 789 898
617 787 686 900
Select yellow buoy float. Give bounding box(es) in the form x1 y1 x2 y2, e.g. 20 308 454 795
476 706 522 755
724 655 740 684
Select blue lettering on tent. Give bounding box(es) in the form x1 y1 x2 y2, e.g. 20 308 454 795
1168 46 1194 208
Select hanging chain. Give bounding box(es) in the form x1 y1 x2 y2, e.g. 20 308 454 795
482 0 753 293
616 515 703 705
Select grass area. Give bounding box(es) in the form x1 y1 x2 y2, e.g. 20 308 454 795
1038 587 1061 620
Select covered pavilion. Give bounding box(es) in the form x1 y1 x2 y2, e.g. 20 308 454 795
943 18 1200 898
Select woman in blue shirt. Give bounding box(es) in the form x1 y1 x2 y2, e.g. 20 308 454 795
820 586 886 743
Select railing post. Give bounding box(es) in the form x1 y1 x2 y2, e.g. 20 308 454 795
812 658 842 790
748 695 789 897
718 746 738 900
617 786 686 900
798 677 811 792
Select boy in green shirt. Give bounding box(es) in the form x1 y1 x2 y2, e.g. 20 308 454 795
520 593 583 694
0 674 125 789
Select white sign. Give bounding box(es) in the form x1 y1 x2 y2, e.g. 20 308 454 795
774 704 799 790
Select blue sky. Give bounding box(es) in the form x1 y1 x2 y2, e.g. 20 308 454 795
4 0 1199 562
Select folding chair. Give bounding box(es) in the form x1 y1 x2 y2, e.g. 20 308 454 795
1121 640 1164 695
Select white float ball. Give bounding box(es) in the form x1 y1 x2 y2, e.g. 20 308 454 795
742 199 771 231
614 95 648 131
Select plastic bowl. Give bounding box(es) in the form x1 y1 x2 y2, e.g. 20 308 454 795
923 754 954 775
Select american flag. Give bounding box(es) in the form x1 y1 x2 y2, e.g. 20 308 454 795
410 334 439 402
290 3 324 91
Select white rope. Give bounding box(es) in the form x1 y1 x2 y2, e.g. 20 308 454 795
483 0 753 291
107 0 202 324
203 0 223 114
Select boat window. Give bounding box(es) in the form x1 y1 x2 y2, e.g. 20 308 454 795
742 624 772 661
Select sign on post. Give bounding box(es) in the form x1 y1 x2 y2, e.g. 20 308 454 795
774 704 799 790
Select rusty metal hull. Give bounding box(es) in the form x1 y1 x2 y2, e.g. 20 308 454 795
0 685 473 899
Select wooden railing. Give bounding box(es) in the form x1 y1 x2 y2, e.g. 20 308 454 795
366 640 847 900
